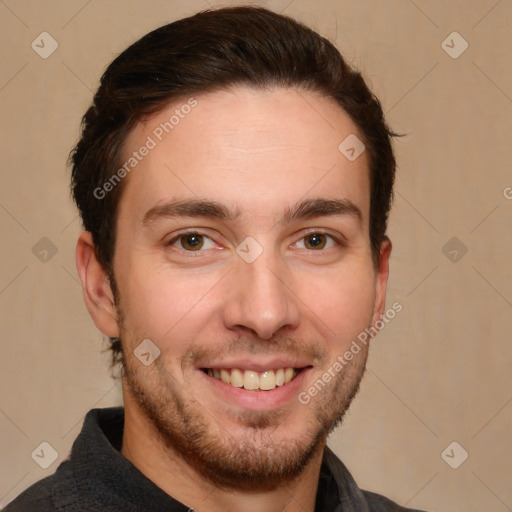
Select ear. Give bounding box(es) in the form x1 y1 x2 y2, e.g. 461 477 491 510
75 231 120 338
371 237 392 326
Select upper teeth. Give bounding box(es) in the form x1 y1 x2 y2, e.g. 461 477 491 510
207 368 296 391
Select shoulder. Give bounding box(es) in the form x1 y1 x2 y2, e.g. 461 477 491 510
3 473 59 511
3 455 83 512
3 407 124 512
322 447 428 512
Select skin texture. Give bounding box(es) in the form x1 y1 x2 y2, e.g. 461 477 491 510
76 86 391 512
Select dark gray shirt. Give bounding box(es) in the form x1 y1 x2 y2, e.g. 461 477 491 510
4 407 426 511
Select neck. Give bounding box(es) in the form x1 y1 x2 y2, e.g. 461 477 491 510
120 389 324 512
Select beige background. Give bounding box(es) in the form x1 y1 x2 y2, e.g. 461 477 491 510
1 0 511 510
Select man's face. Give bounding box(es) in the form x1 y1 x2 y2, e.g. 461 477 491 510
110 86 389 488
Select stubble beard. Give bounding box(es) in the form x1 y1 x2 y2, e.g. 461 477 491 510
121 337 368 491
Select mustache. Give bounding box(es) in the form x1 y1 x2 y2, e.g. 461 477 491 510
182 334 326 367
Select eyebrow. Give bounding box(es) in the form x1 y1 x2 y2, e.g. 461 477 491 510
142 197 362 225
282 198 362 224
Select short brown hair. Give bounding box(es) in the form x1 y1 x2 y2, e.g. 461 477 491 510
70 6 397 366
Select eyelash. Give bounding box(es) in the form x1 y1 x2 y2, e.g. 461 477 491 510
166 230 344 253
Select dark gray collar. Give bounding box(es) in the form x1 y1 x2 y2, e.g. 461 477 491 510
65 407 418 512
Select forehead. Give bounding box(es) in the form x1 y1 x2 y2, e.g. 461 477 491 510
117 86 370 225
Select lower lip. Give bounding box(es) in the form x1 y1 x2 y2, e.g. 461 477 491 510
198 368 312 411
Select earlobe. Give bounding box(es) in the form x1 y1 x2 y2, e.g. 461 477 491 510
75 231 120 338
372 237 392 325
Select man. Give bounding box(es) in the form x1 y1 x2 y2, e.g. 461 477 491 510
5 6 426 512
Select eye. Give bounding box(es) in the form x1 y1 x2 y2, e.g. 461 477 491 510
295 232 337 250
168 232 217 251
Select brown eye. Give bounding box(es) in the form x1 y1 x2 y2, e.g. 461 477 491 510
168 232 217 252
180 233 204 251
303 233 327 250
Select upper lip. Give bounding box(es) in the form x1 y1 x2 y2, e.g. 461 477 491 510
199 358 312 372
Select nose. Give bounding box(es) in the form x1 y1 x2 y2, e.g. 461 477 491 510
222 252 300 340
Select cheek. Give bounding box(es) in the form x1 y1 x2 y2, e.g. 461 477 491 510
117 259 224 342
295 264 376 341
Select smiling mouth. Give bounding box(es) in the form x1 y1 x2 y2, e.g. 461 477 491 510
202 367 307 391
